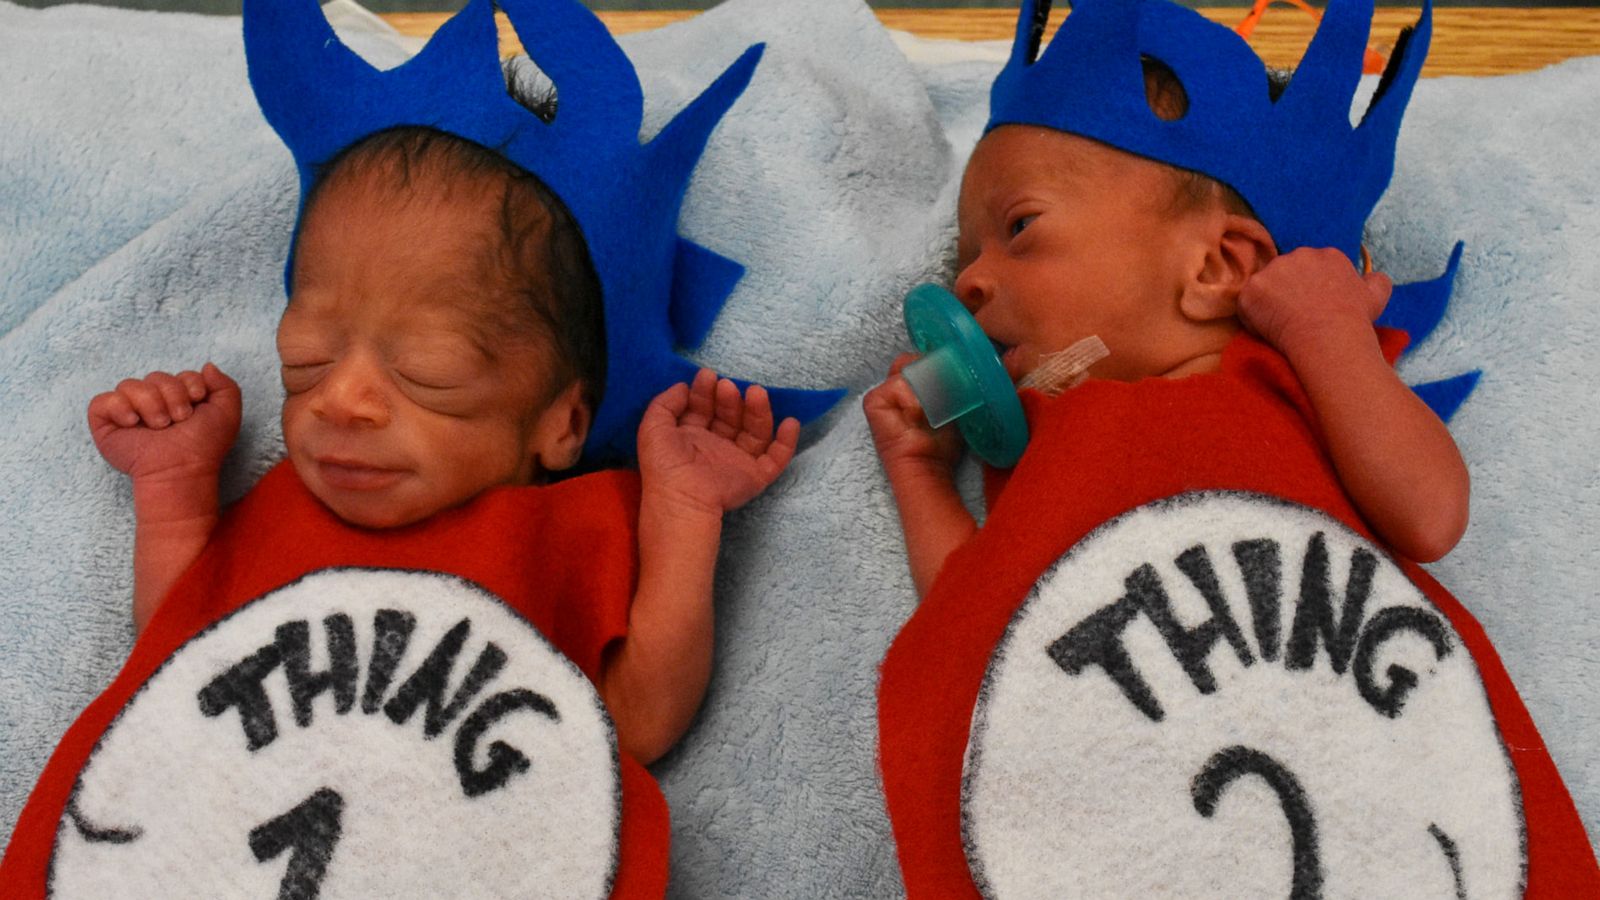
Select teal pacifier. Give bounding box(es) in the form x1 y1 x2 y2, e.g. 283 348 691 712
900 283 1029 468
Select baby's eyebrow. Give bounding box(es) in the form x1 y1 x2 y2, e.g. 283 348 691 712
280 282 365 324
442 306 524 365
453 331 503 368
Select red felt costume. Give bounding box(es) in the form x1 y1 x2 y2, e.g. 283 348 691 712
3 462 668 898
878 331 1599 897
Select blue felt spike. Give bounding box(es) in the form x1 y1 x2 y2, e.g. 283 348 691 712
648 44 765 199
497 0 643 137
765 384 851 430
390 0 507 112
1360 0 1432 132
244 0 384 171
1012 0 1048 66
1276 0 1373 125
1378 241 1464 352
1411 370 1480 423
670 239 744 351
1347 0 1431 230
1027 0 1145 111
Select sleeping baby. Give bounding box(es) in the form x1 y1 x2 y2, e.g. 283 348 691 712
88 123 794 770
1 0 835 895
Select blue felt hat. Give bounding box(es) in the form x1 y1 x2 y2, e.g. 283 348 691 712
988 0 1480 420
988 0 1432 265
244 0 841 462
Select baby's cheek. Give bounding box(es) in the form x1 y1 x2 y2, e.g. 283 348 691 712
427 419 532 494
278 400 309 458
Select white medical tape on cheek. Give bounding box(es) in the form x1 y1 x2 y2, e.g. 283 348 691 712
1017 335 1110 395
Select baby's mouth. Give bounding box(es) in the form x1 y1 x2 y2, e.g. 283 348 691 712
991 341 1027 381
315 458 406 491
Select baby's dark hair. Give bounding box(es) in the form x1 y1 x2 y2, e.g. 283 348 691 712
298 98 605 417
1142 56 1292 221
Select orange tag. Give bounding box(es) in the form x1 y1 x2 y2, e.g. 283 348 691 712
1235 0 1387 74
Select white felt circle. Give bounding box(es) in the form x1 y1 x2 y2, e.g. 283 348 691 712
50 568 619 899
963 493 1523 899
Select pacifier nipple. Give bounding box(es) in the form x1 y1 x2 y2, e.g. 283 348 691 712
900 283 1029 468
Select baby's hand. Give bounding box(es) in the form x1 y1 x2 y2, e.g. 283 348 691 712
637 368 800 518
88 363 242 482
863 352 963 478
1238 247 1393 353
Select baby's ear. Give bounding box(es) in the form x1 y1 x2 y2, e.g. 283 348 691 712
530 380 591 474
1180 213 1277 322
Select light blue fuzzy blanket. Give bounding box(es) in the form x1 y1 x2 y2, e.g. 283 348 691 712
1 0 1596 895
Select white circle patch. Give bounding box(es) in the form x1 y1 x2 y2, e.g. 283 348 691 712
51 568 619 899
963 493 1523 899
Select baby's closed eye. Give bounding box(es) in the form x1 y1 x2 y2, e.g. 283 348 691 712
276 322 337 393
395 365 470 391
392 344 482 388
390 349 490 414
280 361 331 394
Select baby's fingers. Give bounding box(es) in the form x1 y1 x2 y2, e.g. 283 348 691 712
87 390 140 430
199 363 244 419
710 376 743 440
151 371 199 422
649 381 691 418
177 369 207 403
199 362 237 395
762 417 801 475
681 368 718 429
737 384 776 455
638 382 690 443
886 352 921 379
114 375 181 427
863 373 924 422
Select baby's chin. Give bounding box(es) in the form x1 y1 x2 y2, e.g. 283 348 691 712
324 500 432 530
291 462 439 530
316 490 436 530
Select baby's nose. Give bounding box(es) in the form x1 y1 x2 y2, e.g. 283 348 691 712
314 356 391 428
953 260 993 313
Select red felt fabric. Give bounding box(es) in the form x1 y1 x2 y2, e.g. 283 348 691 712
2 461 669 898
878 330 1598 897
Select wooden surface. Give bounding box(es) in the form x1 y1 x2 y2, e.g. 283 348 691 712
381 7 1600 76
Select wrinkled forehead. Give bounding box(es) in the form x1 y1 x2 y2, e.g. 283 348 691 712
957 127 1102 239
302 156 510 242
289 190 537 343
962 127 1100 199
963 125 1186 214
297 171 509 286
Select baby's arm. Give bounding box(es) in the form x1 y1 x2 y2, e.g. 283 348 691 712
1240 248 1470 562
87 364 241 631
600 369 798 765
863 352 977 597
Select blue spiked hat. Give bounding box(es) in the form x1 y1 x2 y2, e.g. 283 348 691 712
987 0 1432 265
244 0 841 462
